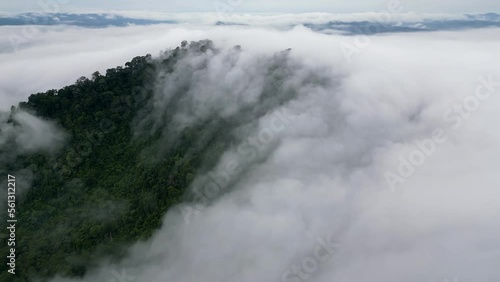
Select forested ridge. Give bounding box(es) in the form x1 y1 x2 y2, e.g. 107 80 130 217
0 41 235 281
0 39 304 281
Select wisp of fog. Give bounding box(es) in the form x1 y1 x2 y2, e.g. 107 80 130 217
1 20 499 282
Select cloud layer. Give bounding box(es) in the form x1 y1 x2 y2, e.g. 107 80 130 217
7 22 493 282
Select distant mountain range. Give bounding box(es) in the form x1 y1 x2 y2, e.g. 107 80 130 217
0 13 176 27
1 12 500 34
304 13 500 34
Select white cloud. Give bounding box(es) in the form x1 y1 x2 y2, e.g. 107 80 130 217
5 21 493 282
4 12 495 110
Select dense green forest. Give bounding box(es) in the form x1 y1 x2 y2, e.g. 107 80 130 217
0 41 239 281
0 39 302 281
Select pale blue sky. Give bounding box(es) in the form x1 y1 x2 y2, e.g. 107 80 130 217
1 0 499 13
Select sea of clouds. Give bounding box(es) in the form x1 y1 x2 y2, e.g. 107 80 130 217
0 12 499 282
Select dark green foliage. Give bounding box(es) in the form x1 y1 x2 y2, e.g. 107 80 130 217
0 40 307 281
0 46 233 281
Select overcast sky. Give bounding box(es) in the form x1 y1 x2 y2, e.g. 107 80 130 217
1 0 499 14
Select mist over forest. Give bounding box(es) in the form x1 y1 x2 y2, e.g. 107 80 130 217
1 4 500 282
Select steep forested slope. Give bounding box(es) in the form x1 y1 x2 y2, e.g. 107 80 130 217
1 42 219 281
0 40 304 281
